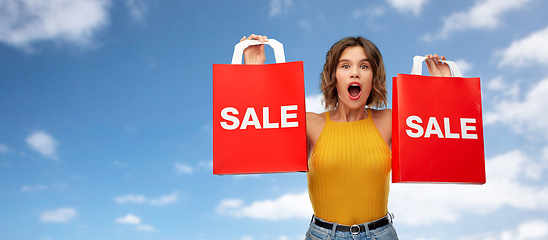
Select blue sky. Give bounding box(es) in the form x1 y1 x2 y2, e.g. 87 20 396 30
1 0 548 239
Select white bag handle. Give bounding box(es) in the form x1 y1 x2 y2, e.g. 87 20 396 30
411 56 462 77
231 39 286 64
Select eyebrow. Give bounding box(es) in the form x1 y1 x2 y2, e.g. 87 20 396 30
338 58 370 64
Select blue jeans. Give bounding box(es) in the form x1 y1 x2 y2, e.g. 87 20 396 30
305 215 399 240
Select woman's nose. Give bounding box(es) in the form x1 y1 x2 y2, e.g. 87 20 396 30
350 67 359 78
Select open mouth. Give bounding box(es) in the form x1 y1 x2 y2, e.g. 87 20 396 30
347 82 362 100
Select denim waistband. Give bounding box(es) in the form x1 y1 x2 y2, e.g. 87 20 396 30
310 213 394 236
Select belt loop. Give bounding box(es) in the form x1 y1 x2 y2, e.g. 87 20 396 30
364 221 371 239
329 222 338 240
387 212 394 223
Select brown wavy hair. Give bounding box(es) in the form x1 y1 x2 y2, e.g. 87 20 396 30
320 37 387 111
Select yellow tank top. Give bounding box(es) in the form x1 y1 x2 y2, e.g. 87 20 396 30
307 109 391 225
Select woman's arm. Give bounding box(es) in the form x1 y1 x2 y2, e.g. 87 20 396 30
241 34 269 65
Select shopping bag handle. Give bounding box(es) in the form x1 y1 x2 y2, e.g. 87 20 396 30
231 39 286 64
411 56 463 77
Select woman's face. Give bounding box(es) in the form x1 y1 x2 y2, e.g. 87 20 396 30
335 46 373 110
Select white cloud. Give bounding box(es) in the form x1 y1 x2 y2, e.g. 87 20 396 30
21 182 69 193
454 59 473 76
484 78 548 137
25 131 59 161
485 76 521 100
148 192 178 206
0 0 111 51
216 192 313 220
198 160 213 170
0 144 8 153
40 208 77 223
217 199 243 212
389 150 548 226
487 75 507 91
114 192 178 206
114 194 146 204
175 162 193 174
386 0 429 16
459 219 548 240
116 214 141 224
241 236 253 240
497 26 548 68
305 94 324 114
269 0 292 17
22 184 49 192
542 147 548 160
517 220 548 239
425 0 532 40
136 224 155 231
124 0 147 21
116 214 156 231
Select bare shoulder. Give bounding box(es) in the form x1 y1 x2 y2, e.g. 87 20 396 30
306 112 327 128
370 108 392 122
306 111 326 120
306 112 327 146
370 108 392 146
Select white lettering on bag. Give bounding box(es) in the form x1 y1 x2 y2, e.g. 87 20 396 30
220 105 299 130
240 107 262 129
424 117 444 138
405 115 478 139
460 118 478 139
220 107 239 130
263 107 279 129
444 117 460 139
281 105 299 128
406 116 423 138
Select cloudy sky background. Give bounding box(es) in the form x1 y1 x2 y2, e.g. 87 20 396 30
1 0 548 239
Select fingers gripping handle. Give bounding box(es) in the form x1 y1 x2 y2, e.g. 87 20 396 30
231 39 286 64
411 56 463 77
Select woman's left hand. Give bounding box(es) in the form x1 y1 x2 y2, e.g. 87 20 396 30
425 54 451 77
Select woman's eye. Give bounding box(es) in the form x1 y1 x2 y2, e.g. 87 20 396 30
360 65 368 69
341 65 349 69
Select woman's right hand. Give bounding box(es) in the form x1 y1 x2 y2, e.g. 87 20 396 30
240 34 268 65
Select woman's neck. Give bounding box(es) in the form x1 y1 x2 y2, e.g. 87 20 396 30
330 104 368 122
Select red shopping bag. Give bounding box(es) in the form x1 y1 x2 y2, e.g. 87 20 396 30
212 39 307 175
392 56 486 184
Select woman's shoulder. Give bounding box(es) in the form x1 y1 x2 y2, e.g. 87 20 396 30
370 108 392 120
306 111 328 129
306 111 327 122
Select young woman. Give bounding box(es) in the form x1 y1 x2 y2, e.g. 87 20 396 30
241 34 450 240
